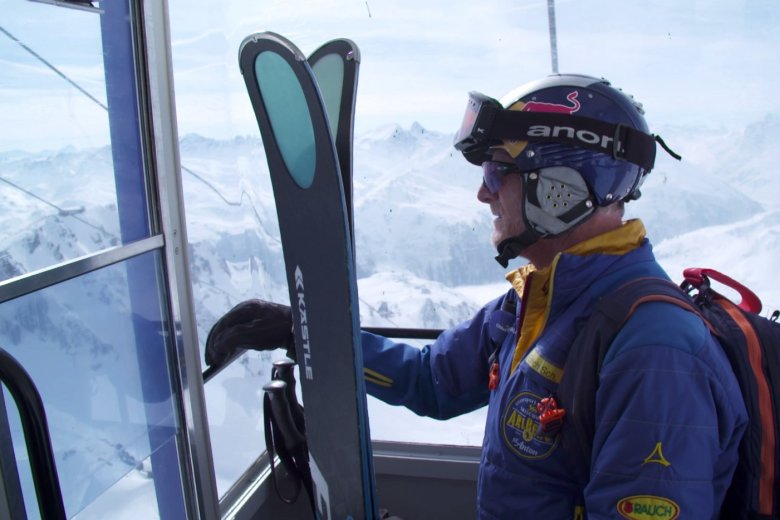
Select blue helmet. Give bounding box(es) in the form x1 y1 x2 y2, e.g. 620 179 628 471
497 74 651 206
454 73 674 266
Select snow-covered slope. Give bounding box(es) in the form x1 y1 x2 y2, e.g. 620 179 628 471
3 115 779 339
2 114 779 499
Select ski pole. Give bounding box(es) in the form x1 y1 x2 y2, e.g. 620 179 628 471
272 358 306 435
263 381 315 515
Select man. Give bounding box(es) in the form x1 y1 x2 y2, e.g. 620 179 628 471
207 74 747 519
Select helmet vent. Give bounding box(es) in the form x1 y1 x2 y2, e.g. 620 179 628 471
523 166 595 236
545 183 574 209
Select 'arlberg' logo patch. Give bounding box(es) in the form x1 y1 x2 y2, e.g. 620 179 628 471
617 495 680 520
502 391 559 459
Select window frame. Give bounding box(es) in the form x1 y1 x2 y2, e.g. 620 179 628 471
0 0 220 517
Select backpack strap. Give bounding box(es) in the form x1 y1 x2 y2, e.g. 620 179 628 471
557 277 703 479
697 292 779 518
557 274 780 517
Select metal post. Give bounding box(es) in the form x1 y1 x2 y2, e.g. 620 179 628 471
100 1 189 518
547 0 559 73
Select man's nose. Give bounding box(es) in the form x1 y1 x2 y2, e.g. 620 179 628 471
477 180 495 203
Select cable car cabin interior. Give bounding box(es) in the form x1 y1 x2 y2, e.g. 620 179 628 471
0 0 778 518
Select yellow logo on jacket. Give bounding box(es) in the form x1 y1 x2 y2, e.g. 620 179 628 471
617 495 680 520
642 442 671 467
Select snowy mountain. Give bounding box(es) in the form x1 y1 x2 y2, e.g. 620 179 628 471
2 115 779 501
3 116 779 339
174 123 502 339
631 117 780 308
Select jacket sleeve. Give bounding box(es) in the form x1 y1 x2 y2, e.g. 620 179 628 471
360 294 506 420
583 302 747 519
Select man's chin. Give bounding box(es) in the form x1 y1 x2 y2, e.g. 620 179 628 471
491 232 508 251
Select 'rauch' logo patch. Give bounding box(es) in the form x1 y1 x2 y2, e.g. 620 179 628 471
617 495 680 520
501 391 559 459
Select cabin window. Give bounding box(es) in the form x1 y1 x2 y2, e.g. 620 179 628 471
0 5 127 282
168 0 780 502
1 1 200 517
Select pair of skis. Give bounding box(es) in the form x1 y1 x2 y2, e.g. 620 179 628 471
239 33 375 519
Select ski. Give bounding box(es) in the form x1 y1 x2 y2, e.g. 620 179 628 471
202 40 361 386
239 32 376 519
308 39 360 240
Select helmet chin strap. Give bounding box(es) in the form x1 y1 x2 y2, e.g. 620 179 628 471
494 229 541 268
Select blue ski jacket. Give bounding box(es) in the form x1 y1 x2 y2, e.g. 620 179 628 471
362 220 747 519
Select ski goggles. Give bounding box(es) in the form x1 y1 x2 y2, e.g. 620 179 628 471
482 161 523 194
453 91 659 170
453 92 504 165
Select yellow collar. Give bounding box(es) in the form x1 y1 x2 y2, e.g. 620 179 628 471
505 219 647 288
504 219 647 374
565 219 646 257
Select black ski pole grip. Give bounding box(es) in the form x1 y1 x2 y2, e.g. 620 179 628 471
272 358 297 401
263 380 306 451
273 358 306 434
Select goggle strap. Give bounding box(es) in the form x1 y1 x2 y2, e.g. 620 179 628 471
487 110 658 171
654 134 682 161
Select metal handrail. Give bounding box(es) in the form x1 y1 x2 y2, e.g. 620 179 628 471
202 326 444 383
0 347 66 519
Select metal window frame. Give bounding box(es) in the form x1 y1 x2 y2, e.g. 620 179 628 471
0 237 163 305
1 0 220 517
25 0 103 14
137 0 220 518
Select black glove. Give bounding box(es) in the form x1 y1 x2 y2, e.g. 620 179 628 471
205 299 295 367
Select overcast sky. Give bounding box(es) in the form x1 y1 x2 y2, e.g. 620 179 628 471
1 0 779 150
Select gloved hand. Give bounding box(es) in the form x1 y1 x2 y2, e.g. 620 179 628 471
205 299 295 367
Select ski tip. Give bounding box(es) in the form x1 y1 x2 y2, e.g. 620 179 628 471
309 38 361 64
238 31 308 71
341 38 361 63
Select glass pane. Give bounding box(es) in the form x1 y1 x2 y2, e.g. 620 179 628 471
174 94 289 493
70 439 176 520
169 0 780 474
204 349 292 495
254 51 316 189
0 0 149 283
0 251 185 518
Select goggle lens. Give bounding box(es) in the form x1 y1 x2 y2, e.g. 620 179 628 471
453 92 502 165
453 96 480 149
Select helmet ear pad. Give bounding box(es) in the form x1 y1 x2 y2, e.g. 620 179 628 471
522 166 596 236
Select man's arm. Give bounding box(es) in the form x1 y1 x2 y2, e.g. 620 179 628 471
585 303 747 519
361 294 508 420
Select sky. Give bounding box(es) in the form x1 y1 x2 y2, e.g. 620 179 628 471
167 0 780 137
1 0 780 151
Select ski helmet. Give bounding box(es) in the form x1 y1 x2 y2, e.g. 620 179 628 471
453 73 673 266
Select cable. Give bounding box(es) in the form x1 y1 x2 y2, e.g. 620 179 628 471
180 165 281 246
1 24 277 246
0 25 108 111
0 175 114 239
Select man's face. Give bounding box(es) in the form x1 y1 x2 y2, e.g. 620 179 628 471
477 150 526 249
